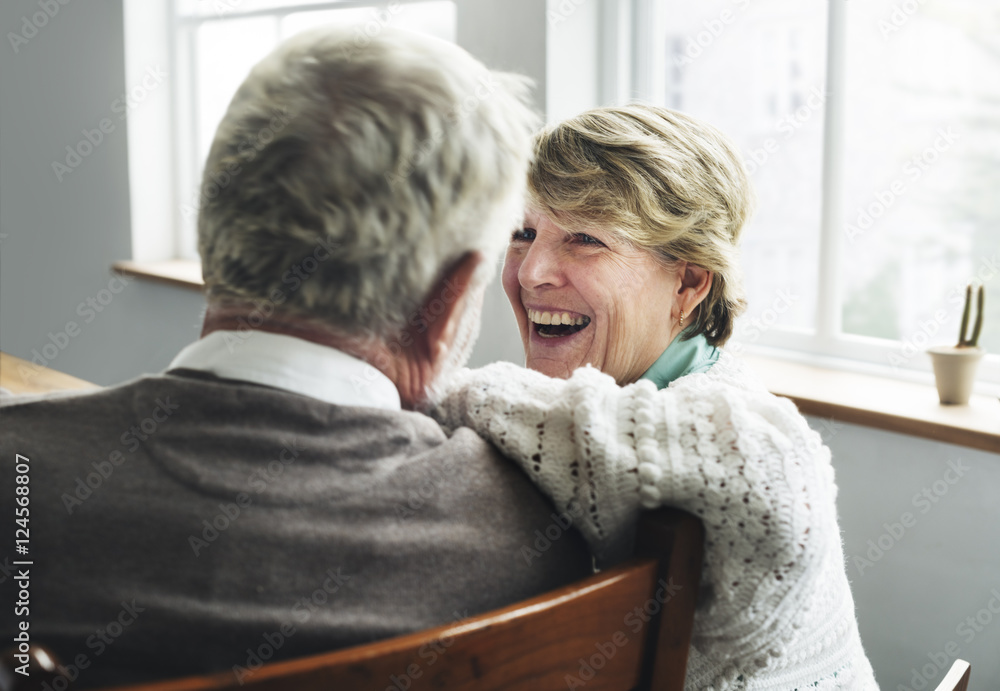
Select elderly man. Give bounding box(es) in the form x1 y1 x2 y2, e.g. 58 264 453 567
0 27 590 687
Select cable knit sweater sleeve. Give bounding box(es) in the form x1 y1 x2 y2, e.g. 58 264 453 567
431 353 876 689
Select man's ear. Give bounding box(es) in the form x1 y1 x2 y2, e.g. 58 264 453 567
419 251 485 365
677 262 713 316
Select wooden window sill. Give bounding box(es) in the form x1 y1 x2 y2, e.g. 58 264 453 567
745 355 999 454
112 260 999 453
113 259 204 290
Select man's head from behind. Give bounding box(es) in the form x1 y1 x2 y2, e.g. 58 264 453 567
197 27 538 407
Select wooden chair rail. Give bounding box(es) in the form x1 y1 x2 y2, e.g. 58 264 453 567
933 659 971 691
107 561 662 691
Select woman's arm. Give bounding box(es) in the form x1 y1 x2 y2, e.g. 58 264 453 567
432 360 837 617
436 363 651 562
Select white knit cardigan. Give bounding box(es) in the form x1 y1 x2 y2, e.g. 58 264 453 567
433 351 879 690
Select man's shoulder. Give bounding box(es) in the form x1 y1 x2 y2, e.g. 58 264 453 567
0 373 199 422
0 376 183 472
0 384 109 410
0 375 147 418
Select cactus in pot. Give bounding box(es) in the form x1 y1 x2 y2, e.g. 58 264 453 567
956 283 984 348
928 283 985 404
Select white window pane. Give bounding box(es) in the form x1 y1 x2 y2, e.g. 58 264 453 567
195 17 278 167
281 2 456 42
841 0 1000 354
183 3 458 257
661 0 828 337
179 0 345 18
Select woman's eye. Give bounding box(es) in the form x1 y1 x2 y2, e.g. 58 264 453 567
511 228 536 242
572 233 604 247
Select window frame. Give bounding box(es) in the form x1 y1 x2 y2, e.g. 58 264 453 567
626 0 1000 390
170 0 461 259
125 0 999 391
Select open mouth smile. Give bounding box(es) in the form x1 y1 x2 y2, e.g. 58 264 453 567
527 309 591 339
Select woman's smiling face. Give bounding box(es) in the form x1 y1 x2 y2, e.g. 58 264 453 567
502 208 681 385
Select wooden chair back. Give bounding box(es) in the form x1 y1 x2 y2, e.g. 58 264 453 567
2 509 703 691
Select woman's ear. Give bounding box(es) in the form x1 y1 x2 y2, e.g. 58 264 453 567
677 262 713 316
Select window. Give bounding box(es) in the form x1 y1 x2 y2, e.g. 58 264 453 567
124 0 456 261
637 0 1000 387
174 0 457 257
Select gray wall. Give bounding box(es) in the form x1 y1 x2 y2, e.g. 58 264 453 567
813 417 1000 690
1 2 998 689
0 0 203 385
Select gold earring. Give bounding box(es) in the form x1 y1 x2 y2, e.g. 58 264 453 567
679 310 685 327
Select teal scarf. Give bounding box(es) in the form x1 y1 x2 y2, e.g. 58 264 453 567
639 330 719 390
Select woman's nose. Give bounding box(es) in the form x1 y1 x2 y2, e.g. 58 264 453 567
518 241 565 289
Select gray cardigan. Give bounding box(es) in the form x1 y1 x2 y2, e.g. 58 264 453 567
0 370 591 688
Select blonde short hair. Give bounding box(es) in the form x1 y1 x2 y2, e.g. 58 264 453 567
198 26 537 339
528 104 754 346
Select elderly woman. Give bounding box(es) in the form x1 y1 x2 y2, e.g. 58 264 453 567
435 105 879 689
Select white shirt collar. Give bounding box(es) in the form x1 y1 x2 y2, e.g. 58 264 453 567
167 330 401 411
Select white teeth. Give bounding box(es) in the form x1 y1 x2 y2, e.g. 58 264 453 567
527 309 588 326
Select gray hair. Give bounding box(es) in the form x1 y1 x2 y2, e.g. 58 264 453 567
197 26 538 338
